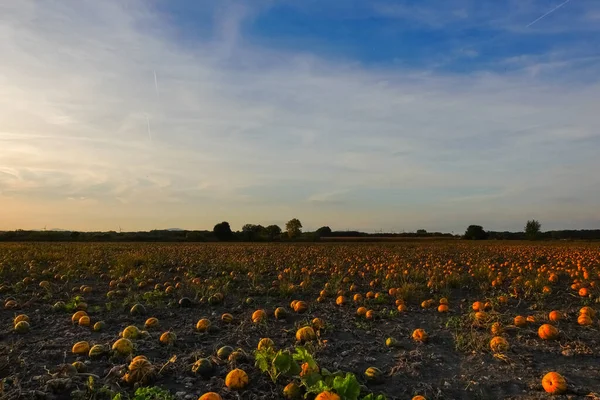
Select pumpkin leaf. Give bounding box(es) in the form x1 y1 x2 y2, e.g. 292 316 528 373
273 351 293 375
333 373 361 400
303 372 325 390
362 394 387 400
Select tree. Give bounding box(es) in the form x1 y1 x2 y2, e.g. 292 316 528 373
315 226 332 237
463 225 488 240
416 229 427 235
525 219 541 240
285 218 303 239
213 221 233 241
242 224 266 241
265 225 282 241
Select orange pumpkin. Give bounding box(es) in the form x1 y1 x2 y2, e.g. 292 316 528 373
196 318 211 332
199 393 223 400
489 336 509 353
548 311 562 322
252 309 267 323
437 304 449 313
542 372 567 394
538 324 558 340
314 391 341 400
293 301 308 313
356 307 368 317
225 368 249 390
577 314 593 326
412 328 428 342
514 316 527 327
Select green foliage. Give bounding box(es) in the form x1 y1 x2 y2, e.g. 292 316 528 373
113 387 175 400
255 347 301 382
362 394 387 400
525 219 541 240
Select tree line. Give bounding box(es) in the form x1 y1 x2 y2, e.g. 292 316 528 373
1 218 599 242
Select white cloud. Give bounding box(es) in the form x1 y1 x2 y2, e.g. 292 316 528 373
0 0 599 231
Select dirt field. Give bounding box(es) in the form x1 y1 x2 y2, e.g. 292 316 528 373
0 242 599 399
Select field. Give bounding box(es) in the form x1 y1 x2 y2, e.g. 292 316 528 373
1 242 599 400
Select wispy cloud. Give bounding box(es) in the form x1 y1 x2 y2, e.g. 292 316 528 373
0 1 599 231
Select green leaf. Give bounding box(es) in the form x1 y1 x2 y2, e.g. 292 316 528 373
304 377 330 394
288 359 301 376
321 367 332 376
303 372 325 390
333 373 361 400
273 351 292 375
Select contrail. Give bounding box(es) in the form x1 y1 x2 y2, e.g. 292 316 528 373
153 70 159 100
526 0 572 28
146 114 152 143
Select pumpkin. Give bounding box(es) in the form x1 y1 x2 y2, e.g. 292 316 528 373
526 315 536 323
130 303 146 315
112 338 134 355
472 301 484 312
159 331 177 345
142 317 158 329
217 345 234 359
474 311 488 322
274 307 287 320
538 324 558 340
412 328 428 342
314 391 341 400
439 298 449 305
312 317 325 330
14 314 29 325
88 344 107 358
293 301 308 313
192 358 214 377
542 372 567 394
385 337 399 348
353 294 363 303
228 350 245 363
122 325 140 339
93 321 105 331
296 326 317 343
578 287 589 297
72 361 87 373
548 311 562 322
365 310 375 320
72 341 90 355
300 362 319 377
52 301 66 312
14 320 30 333
124 358 155 385
221 313 234 323
437 304 449 313
132 355 148 363
257 338 275 351
514 316 527 327
4 300 18 309
335 296 346 306
489 336 509 353
252 309 267 323
364 366 383 382
78 315 91 327
356 307 368 317
412 396 427 400
283 382 302 399
225 368 249 390
580 306 596 318
71 311 88 324
196 318 211 332
577 314 592 326
178 297 192 307
199 393 222 400
487 322 501 336
397 304 407 312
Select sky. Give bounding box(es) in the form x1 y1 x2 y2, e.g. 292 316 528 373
1 0 600 233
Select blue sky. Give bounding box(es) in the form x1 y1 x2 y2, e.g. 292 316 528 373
1 0 599 232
